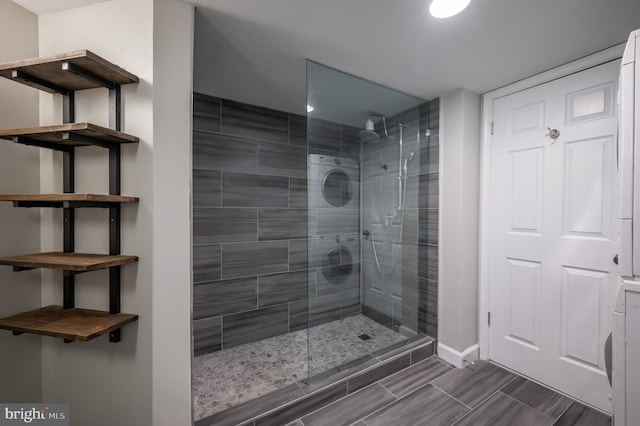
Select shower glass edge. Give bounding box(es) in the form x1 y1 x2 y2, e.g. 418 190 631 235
306 60 427 383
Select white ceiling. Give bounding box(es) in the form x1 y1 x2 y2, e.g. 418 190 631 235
190 0 640 116
11 0 640 120
12 0 109 15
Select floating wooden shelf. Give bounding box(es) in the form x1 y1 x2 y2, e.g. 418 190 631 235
0 50 139 92
0 305 138 342
0 252 138 272
1 50 140 343
0 122 139 149
0 193 139 208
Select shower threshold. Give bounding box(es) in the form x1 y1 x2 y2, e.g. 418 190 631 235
193 314 433 425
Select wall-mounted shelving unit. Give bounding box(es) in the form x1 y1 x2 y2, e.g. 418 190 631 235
0 49 139 343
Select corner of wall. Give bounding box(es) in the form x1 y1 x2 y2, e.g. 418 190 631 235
438 88 482 360
0 0 42 403
151 0 194 425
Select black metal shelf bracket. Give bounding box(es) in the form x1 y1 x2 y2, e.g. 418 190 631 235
108 84 123 343
14 201 116 209
13 136 73 152
61 61 116 90
61 132 119 150
10 69 71 96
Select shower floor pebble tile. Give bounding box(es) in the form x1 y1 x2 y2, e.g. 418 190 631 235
193 314 408 420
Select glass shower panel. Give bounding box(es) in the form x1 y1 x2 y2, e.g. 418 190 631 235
306 61 427 381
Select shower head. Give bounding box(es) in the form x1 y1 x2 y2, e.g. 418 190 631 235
359 115 394 143
359 129 380 143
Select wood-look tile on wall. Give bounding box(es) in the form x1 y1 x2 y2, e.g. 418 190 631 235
419 208 438 245
258 270 308 307
258 208 308 241
222 304 289 349
289 299 308 332
418 244 438 281
401 208 419 244
300 383 396 426
403 175 419 209
308 293 341 327
419 172 439 209
221 99 289 144
193 277 257 319
289 113 307 134
426 278 438 336
288 131 306 147
428 98 440 134
193 207 257 244
288 239 308 271
316 208 359 235
288 120 306 145
420 134 439 173
221 241 289 279
361 294 393 328
340 124 361 159
308 117 341 152
193 244 221 283
363 384 468 426
340 288 361 317
193 316 221 356
193 169 221 207
258 142 306 178
316 263 360 296
222 172 289 208
193 131 257 172
193 92 221 133
289 177 307 209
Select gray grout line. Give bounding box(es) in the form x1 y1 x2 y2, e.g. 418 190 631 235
447 374 519 426
552 402 575 424
500 391 558 422
430 382 474 410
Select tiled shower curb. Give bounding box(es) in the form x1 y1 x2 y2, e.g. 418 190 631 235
195 337 435 426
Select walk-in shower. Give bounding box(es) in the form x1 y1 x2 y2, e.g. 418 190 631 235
306 61 437 380
191 61 440 423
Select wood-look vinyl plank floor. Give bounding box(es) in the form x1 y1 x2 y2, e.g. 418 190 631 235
288 358 611 426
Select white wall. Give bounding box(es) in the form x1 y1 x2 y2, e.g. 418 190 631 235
438 88 482 367
0 0 42 402
151 0 194 424
35 1 193 425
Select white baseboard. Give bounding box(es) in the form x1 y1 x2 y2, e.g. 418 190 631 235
438 342 479 368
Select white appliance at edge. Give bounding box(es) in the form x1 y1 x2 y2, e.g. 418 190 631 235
615 28 640 426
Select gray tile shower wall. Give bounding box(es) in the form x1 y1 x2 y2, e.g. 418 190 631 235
360 99 439 339
192 93 363 355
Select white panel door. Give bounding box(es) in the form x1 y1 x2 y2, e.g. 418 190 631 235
488 61 619 412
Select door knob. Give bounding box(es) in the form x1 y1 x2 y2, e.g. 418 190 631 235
613 254 618 265
545 127 560 139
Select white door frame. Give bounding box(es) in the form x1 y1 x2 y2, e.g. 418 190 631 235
479 43 625 360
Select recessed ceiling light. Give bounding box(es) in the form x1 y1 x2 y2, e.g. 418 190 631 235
429 0 471 18
307 104 314 113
